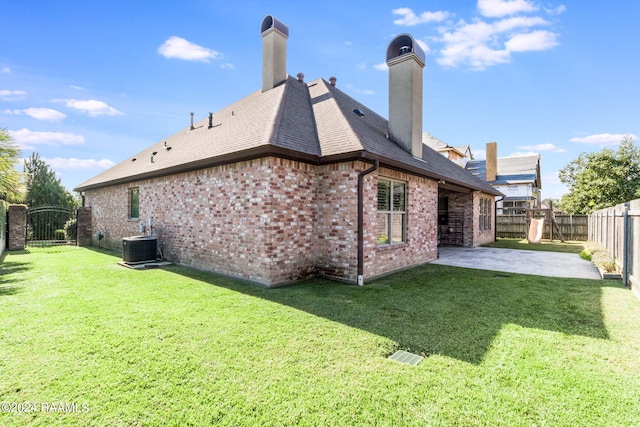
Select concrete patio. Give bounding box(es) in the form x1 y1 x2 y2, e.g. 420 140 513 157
432 246 601 280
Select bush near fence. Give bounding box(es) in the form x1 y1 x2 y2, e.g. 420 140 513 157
589 199 640 300
497 214 588 241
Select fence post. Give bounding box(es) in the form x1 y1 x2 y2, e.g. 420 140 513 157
622 203 630 288
7 204 27 251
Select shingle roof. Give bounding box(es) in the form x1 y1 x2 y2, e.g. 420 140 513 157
465 154 541 186
76 76 501 196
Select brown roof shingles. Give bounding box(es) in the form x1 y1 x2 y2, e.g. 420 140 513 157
75 76 501 196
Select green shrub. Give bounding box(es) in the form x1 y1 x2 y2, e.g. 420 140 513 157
579 249 592 261
64 218 77 240
54 229 66 240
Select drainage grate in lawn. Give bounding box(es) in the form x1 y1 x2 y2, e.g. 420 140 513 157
388 350 424 366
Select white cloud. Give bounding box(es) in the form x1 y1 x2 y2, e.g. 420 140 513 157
374 62 388 71
393 8 450 26
509 150 540 156
569 133 638 146
388 2 562 70
416 39 430 53
474 149 487 160
220 63 234 69
437 15 557 69
9 128 85 149
158 36 220 62
0 89 27 100
54 99 123 117
517 143 566 153
1 67 10 74
69 85 86 91
44 157 115 170
345 84 375 95
542 172 562 185
505 30 559 52
478 0 538 18
545 5 567 15
5 107 66 122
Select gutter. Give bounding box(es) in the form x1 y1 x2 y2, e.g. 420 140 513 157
357 159 379 286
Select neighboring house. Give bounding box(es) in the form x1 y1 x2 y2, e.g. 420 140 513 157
75 15 502 287
465 142 541 215
422 132 472 167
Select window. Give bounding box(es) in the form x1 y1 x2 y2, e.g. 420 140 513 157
479 197 492 231
129 188 139 219
377 178 406 245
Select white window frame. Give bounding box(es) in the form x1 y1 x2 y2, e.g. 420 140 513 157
377 178 407 245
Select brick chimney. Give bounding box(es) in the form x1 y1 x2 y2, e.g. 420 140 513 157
261 15 289 92
485 142 498 182
386 34 426 159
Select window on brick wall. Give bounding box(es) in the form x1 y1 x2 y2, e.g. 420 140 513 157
129 188 139 219
377 178 406 245
479 197 492 231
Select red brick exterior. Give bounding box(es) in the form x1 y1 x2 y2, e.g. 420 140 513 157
83 157 494 286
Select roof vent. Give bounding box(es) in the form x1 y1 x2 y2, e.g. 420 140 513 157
329 76 337 87
190 112 194 130
353 109 365 117
297 72 304 83
208 112 213 129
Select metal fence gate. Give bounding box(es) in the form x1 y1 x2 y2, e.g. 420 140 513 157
26 206 77 247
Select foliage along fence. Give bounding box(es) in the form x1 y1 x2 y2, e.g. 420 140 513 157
496 214 588 241
589 199 640 300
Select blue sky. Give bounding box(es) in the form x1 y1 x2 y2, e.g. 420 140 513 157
1 0 638 199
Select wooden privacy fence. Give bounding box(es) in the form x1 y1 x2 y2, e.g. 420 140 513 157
589 199 640 299
497 215 588 241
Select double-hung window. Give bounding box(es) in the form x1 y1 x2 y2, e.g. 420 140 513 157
377 178 406 245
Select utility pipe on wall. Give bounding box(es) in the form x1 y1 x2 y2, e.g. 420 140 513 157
357 159 379 286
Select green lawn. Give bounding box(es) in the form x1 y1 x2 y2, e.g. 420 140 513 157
1 247 639 426
483 238 586 254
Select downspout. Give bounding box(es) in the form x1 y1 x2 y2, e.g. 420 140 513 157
357 160 379 286
494 196 503 242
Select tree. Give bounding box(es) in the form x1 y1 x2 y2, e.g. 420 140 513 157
559 135 640 214
0 127 24 202
23 152 78 209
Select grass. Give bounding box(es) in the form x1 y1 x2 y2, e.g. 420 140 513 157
483 238 586 254
1 247 640 426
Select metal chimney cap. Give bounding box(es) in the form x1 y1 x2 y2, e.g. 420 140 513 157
386 33 425 66
261 15 289 37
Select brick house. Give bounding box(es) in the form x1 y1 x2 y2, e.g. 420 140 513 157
75 15 502 287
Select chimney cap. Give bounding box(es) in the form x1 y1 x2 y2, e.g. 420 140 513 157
297 72 304 82
386 33 425 66
261 14 289 37
329 76 337 86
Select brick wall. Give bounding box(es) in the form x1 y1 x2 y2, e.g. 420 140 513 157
473 192 496 247
83 157 493 286
315 161 362 281
7 205 27 251
366 168 439 279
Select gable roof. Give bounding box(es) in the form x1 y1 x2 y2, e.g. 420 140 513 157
465 154 541 187
76 76 501 196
